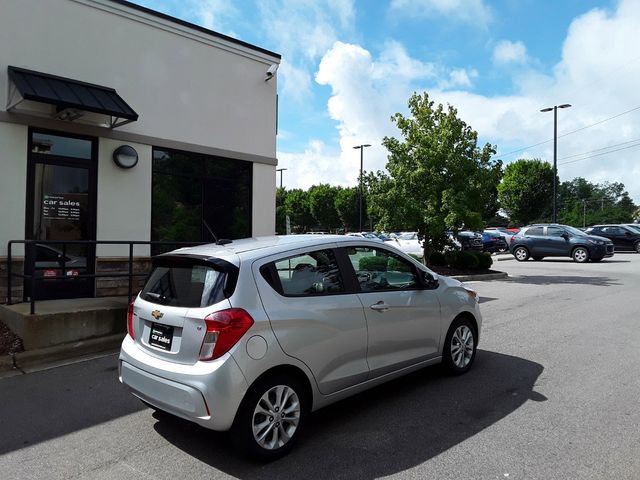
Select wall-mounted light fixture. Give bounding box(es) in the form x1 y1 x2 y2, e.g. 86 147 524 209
112 145 138 169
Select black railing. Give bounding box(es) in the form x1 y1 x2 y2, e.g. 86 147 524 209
6 240 204 315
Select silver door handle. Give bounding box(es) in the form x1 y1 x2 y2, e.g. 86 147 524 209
370 301 390 312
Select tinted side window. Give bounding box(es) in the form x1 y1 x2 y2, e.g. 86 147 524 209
546 227 565 237
273 249 344 296
346 246 418 292
524 227 544 236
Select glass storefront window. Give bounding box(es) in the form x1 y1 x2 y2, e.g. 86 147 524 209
31 132 92 159
151 148 252 251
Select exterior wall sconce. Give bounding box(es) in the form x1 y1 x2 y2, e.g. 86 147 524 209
113 145 138 169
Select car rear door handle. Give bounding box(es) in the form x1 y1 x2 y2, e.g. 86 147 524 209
370 301 390 312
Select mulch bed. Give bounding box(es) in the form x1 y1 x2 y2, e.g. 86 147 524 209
0 320 24 355
429 267 501 277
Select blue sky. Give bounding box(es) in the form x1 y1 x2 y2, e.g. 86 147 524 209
132 0 639 203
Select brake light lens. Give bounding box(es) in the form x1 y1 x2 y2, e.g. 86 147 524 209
127 302 135 339
199 308 254 361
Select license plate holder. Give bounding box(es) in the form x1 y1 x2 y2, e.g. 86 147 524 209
149 323 174 351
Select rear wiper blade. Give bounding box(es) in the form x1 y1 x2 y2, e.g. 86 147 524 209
144 292 168 304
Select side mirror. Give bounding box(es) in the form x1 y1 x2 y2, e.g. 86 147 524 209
561 233 570 240
422 271 439 289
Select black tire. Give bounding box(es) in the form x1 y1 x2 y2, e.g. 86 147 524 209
635 241 640 254
442 316 478 375
232 373 308 461
572 246 589 263
513 246 530 262
532 256 544 261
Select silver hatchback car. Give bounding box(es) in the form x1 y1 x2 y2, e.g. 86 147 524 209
119 235 482 460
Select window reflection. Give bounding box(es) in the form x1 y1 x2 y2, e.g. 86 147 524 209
151 148 252 252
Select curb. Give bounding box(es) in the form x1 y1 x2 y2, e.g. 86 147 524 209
496 255 514 261
452 272 509 282
1 333 124 376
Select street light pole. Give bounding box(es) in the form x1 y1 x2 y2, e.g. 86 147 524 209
541 103 571 223
276 168 287 189
353 144 371 231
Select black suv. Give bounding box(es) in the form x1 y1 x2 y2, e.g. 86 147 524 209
584 225 640 253
509 224 614 263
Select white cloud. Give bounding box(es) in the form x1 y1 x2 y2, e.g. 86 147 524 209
281 0 640 202
389 0 492 28
193 0 240 36
279 60 313 103
439 68 478 89
256 0 356 103
492 40 528 65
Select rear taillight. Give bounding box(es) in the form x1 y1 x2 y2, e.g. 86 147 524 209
199 308 254 361
127 302 135 339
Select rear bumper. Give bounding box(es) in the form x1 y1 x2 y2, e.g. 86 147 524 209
119 336 249 430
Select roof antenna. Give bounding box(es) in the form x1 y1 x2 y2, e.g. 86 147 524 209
203 220 218 243
203 220 232 246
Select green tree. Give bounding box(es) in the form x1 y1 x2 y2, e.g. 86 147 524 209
334 187 362 230
275 187 288 234
498 159 554 225
284 189 314 232
367 92 501 263
558 178 637 226
308 184 341 230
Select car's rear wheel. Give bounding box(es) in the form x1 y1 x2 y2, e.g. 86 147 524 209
442 317 477 375
233 374 307 461
635 241 640 254
513 246 530 261
572 246 589 263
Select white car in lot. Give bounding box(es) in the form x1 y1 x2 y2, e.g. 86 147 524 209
389 231 424 255
119 235 482 460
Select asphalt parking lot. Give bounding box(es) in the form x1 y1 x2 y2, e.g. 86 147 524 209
0 253 638 479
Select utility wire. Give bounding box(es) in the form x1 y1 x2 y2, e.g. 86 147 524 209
557 137 640 161
558 142 640 165
493 106 640 159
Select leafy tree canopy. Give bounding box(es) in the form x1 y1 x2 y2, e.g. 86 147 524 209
367 92 501 262
308 184 341 230
334 187 362 230
498 158 555 225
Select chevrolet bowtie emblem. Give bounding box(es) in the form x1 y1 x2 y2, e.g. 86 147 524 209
151 310 164 320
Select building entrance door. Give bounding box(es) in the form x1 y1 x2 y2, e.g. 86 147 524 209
25 130 97 300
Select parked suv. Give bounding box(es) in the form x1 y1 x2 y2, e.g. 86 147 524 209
584 225 640 253
509 224 614 262
119 235 482 460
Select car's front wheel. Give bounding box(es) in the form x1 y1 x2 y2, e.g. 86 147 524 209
443 317 477 375
513 246 530 261
572 246 590 263
635 241 640 254
233 374 307 461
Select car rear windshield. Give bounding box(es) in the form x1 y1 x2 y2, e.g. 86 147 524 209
140 258 230 308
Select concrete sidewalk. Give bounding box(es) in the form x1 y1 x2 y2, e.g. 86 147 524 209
0 333 124 378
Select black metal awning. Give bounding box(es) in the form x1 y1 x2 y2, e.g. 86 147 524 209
6 66 139 128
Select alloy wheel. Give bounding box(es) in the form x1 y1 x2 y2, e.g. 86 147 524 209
252 385 301 450
450 325 475 368
514 247 528 261
573 248 588 263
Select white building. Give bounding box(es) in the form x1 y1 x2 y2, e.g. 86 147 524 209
0 0 280 300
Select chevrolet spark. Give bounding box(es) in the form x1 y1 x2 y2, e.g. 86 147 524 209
119 235 482 460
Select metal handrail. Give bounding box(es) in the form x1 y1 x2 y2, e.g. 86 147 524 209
6 239 204 314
